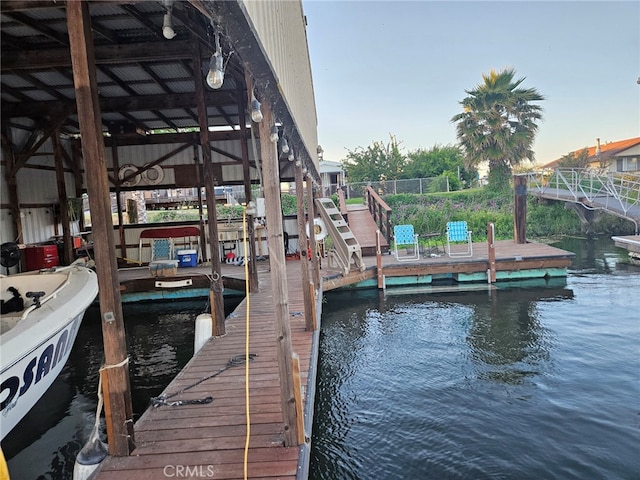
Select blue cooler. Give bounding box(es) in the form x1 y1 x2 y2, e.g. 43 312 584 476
177 249 197 267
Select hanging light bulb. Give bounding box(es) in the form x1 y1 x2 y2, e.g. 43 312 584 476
270 125 279 143
206 52 224 89
288 149 295 162
295 159 301 167
250 92 263 123
162 11 176 39
162 0 176 39
281 137 289 154
206 32 224 89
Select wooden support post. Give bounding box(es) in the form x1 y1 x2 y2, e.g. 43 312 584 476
0 124 24 245
376 230 385 289
192 41 225 335
52 130 74 265
71 140 86 233
67 0 134 455
291 353 305 446
110 136 127 260
514 175 527 244
239 73 259 292
487 222 496 283
309 281 317 331
259 103 299 447
192 145 208 261
306 181 321 286
295 163 314 331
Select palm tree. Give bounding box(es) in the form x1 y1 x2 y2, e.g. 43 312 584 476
452 68 544 190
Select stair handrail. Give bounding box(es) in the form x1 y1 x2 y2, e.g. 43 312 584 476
337 188 349 223
365 186 392 246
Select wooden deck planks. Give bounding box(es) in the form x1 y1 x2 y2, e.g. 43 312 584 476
346 205 388 254
94 261 314 480
98 223 574 479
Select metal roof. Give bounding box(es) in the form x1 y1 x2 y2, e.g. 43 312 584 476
1 0 246 137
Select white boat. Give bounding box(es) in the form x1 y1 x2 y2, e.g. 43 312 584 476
0 264 99 440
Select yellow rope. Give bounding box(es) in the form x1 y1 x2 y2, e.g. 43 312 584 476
242 206 251 480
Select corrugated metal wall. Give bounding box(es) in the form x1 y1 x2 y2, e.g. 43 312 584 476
240 0 319 168
1 137 82 245
106 139 259 185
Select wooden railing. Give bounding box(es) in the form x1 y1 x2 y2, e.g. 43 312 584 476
337 188 349 223
365 186 392 246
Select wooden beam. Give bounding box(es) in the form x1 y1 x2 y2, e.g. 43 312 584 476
103 129 246 147
514 175 527 244
260 102 299 447
237 73 258 292
2 90 236 119
294 162 314 331
1 40 204 71
1 0 140 12
488 222 496 283
9 110 73 177
66 0 134 456
52 130 73 265
306 181 321 286
0 123 24 244
192 41 225 335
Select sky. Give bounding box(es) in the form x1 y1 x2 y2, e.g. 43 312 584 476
302 0 640 166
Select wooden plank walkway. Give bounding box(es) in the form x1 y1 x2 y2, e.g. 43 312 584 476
345 204 388 256
94 260 316 480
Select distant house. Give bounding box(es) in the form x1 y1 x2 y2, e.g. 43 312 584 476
319 160 346 196
543 137 640 173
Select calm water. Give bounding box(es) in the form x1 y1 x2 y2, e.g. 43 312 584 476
2 297 242 479
3 238 639 479
310 236 640 480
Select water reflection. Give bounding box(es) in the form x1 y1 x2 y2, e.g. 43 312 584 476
3 296 243 480
311 238 639 480
468 293 549 385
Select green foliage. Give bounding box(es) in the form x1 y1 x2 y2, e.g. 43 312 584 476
147 209 200 223
403 144 476 188
217 204 244 220
382 186 631 242
526 199 581 237
452 68 544 191
557 148 590 168
341 141 478 191
281 193 297 216
342 135 406 182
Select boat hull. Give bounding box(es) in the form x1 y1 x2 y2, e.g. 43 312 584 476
0 265 98 440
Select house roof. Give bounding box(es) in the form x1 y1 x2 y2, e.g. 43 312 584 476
542 137 640 168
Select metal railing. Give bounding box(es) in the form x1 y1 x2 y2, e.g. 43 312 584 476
523 168 640 231
330 176 449 199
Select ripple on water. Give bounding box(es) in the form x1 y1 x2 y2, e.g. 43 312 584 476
311 267 640 480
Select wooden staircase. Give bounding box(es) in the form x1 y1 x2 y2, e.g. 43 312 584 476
315 197 366 275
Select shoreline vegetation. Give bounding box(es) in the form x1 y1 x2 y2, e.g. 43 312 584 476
143 187 635 246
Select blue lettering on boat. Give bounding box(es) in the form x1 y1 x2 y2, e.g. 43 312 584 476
0 320 77 413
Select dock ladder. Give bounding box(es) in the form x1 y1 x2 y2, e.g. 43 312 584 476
315 197 365 275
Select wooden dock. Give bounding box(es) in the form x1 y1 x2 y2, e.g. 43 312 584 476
93 235 574 479
94 260 316 479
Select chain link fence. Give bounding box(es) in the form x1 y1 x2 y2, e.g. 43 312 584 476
331 177 450 199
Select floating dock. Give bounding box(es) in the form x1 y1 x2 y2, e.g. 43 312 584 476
93 238 574 479
612 235 640 264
